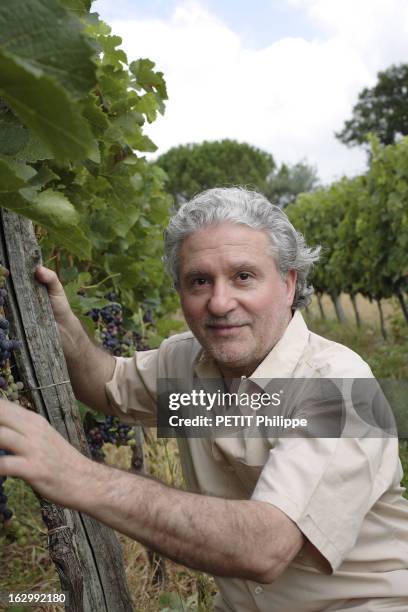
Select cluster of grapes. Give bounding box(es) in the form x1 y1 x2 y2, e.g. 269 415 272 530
0 314 21 368
0 265 24 524
85 293 151 460
0 450 12 522
86 415 136 461
88 295 150 357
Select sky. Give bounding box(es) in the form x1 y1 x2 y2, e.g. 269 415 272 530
93 0 408 184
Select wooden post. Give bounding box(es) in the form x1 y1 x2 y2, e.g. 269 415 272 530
0 210 134 612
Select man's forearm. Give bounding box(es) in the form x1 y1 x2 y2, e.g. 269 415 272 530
72 460 303 583
61 314 115 414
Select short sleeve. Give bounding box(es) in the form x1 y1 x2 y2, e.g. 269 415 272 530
105 349 159 426
251 436 399 572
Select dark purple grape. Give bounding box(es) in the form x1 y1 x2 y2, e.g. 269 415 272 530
0 449 13 521
143 309 153 324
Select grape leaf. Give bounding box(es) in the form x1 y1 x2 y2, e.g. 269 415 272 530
60 0 92 15
0 188 91 258
134 92 160 123
0 51 95 162
0 113 29 155
130 59 168 100
0 157 27 191
0 0 96 99
103 254 143 287
12 129 52 162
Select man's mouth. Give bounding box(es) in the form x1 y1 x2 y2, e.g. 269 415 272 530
206 323 248 336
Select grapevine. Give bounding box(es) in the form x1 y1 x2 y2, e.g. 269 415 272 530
0 264 24 525
85 295 151 461
0 450 13 522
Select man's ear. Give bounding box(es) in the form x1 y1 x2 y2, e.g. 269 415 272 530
285 269 297 306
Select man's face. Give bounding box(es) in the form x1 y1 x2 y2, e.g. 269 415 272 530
178 222 297 377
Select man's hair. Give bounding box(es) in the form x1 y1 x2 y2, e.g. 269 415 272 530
163 187 320 309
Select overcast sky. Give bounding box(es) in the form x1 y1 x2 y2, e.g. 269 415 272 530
93 0 408 184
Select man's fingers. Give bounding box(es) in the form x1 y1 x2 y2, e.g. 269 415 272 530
0 453 31 480
0 399 39 432
35 265 65 297
34 265 74 325
0 425 27 456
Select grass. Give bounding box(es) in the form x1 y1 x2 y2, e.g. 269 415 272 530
1 306 408 611
0 479 64 612
400 441 408 495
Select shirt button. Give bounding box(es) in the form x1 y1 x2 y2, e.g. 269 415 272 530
254 586 263 595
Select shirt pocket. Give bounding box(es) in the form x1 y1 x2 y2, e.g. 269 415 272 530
211 435 275 495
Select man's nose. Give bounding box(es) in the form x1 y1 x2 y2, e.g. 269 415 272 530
207 281 237 317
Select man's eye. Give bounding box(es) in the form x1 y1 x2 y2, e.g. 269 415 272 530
192 278 208 286
237 272 251 281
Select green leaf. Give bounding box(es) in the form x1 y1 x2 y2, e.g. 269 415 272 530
158 592 185 611
0 51 96 162
0 157 27 191
82 94 110 137
0 188 91 259
29 188 80 227
101 34 128 67
130 58 168 100
12 129 52 162
130 131 157 153
0 0 96 99
60 0 92 15
0 113 29 155
103 254 143 288
135 92 159 123
28 165 59 188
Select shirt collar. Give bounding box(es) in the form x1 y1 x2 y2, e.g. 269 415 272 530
193 310 309 383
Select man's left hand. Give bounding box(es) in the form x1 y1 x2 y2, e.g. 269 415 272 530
0 399 92 506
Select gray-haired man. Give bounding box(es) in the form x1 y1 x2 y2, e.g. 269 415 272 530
1 188 407 611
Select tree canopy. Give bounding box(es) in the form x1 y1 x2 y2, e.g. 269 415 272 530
336 63 408 148
156 139 318 207
265 160 318 207
155 140 275 203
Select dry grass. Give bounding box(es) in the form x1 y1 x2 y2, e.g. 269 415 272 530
0 441 215 612
103 439 216 611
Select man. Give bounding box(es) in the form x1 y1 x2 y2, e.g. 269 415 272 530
0 187 407 611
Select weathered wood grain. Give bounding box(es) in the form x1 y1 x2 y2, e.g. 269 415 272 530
0 209 134 612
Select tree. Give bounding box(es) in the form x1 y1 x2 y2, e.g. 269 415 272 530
155 139 275 203
336 64 408 148
287 136 408 334
287 186 347 323
266 160 318 207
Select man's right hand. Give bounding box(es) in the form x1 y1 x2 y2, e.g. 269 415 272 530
35 265 116 414
35 265 75 328
35 265 85 364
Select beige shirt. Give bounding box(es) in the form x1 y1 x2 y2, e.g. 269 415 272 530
106 311 408 612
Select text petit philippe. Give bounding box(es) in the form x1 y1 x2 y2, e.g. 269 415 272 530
165 389 308 430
